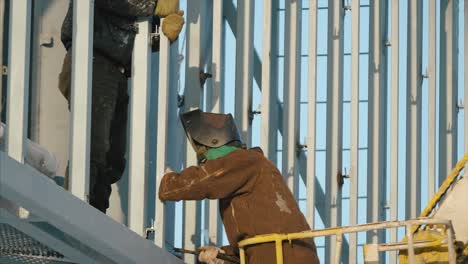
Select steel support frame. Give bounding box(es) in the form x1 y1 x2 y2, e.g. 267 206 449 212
405 0 423 220
349 0 360 262
183 0 204 261
283 0 302 196
0 209 94 263
306 0 318 228
325 0 344 260
68 0 93 201
0 151 184 264
6 0 31 163
261 0 279 164
234 0 254 147
0 0 4 118
465 0 468 170
205 0 224 246
155 29 172 248
389 0 400 262
439 0 458 185
367 0 387 244
428 0 437 202
128 19 152 235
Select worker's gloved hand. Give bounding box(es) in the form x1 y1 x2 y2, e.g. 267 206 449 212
161 11 184 42
198 246 225 264
154 0 179 17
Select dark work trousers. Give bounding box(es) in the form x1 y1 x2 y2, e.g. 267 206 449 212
59 50 128 213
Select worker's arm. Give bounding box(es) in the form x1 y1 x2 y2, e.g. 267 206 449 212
159 150 257 201
94 0 157 17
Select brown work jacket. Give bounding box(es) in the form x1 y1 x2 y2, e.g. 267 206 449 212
159 148 320 264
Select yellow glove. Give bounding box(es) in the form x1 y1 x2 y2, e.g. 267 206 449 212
155 0 179 18
161 11 185 42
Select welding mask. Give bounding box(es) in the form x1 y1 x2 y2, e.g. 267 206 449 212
180 109 243 162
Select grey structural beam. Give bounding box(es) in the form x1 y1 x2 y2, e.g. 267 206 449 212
389 0 400 262
0 151 184 264
128 19 152 236
69 0 93 201
405 0 423 219
325 0 344 261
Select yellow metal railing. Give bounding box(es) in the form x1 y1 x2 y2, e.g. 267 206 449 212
237 218 456 264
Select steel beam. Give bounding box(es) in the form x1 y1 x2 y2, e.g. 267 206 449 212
234 0 254 147
389 0 400 262
428 0 437 200
0 151 184 264
0 0 4 118
183 0 204 261
439 0 458 185
325 0 344 260
155 28 171 248
465 0 468 173
261 0 279 163
68 0 93 201
204 0 224 246
0 209 95 264
406 0 423 219
349 0 360 262
283 0 302 195
6 0 31 163
367 0 388 244
306 0 318 228
128 19 151 235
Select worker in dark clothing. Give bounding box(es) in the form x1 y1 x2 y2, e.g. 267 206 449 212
159 109 320 264
58 0 184 212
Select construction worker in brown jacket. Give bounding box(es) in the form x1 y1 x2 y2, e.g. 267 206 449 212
159 109 320 264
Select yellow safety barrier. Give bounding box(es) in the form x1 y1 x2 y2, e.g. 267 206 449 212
237 218 456 264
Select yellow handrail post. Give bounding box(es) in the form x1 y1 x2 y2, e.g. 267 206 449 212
275 239 284 264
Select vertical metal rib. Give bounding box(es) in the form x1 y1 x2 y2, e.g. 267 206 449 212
154 28 171 248
234 0 254 147
389 0 400 262
367 0 387 244
405 0 422 219
261 0 280 163
68 0 93 200
326 0 344 260
206 0 224 245
128 19 151 235
306 0 318 228
183 0 204 261
0 0 4 118
465 0 468 172
439 0 458 185
283 0 302 195
349 0 360 262
428 0 437 200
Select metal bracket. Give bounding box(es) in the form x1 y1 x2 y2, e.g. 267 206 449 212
248 105 261 123
457 100 464 111
177 94 185 108
2 65 7 75
422 68 430 79
338 168 350 189
384 39 391 47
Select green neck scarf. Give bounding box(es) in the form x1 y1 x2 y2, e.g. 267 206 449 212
204 145 240 160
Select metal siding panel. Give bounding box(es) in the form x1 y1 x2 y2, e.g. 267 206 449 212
405 0 423 219
306 0 318 228
234 0 254 147
155 31 171 248
68 0 93 201
128 19 151 235
283 0 301 195
349 0 360 262
389 0 400 262
325 0 344 260
6 0 31 163
261 0 279 163
183 0 204 261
